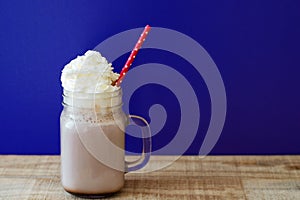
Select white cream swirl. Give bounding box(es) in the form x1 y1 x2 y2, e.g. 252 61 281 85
61 50 120 93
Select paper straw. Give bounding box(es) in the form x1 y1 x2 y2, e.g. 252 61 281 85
113 25 151 86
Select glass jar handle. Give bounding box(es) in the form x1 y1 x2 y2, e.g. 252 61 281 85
125 115 151 172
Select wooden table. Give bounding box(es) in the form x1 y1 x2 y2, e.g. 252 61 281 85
0 156 299 199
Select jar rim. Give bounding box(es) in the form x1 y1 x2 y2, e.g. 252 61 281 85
62 88 122 100
62 87 121 95
62 87 123 109
62 102 123 110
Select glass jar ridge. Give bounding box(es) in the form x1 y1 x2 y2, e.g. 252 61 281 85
62 88 123 110
61 88 126 125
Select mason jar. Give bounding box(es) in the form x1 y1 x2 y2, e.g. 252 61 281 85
60 88 151 198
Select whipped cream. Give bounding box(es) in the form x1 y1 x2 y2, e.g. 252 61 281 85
61 50 120 93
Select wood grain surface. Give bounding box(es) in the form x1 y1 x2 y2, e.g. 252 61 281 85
0 156 299 200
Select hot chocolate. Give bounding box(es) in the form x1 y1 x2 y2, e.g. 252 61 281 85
60 111 126 195
60 50 151 197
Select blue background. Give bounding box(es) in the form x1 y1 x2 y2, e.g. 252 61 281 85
0 0 299 155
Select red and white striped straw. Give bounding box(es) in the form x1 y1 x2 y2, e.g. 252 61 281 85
113 25 151 86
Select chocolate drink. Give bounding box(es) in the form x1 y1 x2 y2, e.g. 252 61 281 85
60 50 127 196
60 112 126 195
60 50 151 197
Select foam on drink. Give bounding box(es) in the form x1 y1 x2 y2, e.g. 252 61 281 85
61 50 120 93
